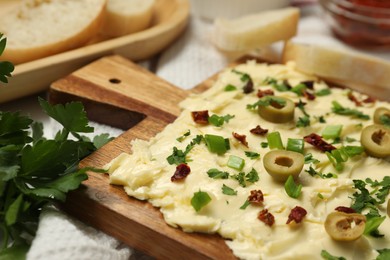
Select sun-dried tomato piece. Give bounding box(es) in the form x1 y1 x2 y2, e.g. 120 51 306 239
362 96 376 104
232 132 248 147
258 209 275 226
257 89 274 98
301 80 314 90
286 206 307 224
191 110 209 125
250 125 268 136
335 206 356 214
248 190 264 205
304 133 336 152
303 90 316 100
171 163 191 182
348 92 363 107
243 78 254 94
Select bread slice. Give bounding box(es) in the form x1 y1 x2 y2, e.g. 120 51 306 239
0 0 107 64
282 41 390 99
212 7 299 52
101 0 155 38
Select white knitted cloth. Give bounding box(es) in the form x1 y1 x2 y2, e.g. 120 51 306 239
22 4 390 260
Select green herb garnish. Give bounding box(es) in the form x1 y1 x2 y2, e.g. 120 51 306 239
208 114 235 127
207 168 229 179
320 250 346 260
316 88 332 97
191 190 212 211
224 84 237 91
331 101 370 120
379 114 390 127
222 184 237 196
304 153 320 164
296 115 311 128
284 175 302 198
244 151 260 160
167 135 203 165
239 199 250 210
0 33 14 83
176 130 191 142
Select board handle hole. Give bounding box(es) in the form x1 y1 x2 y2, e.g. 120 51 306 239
109 78 121 84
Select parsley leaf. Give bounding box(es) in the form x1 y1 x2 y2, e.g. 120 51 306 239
331 101 370 120
207 168 229 179
296 115 311 128
304 153 320 164
377 249 390 260
245 151 260 159
245 168 259 183
208 114 235 127
240 200 250 210
222 184 237 195
167 135 203 165
0 33 14 83
320 250 346 260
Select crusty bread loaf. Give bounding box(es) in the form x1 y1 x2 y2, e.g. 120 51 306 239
212 7 299 52
0 0 106 64
101 0 155 38
282 41 390 99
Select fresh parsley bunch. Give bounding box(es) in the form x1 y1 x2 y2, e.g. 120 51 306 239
0 34 112 259
0 33 14 83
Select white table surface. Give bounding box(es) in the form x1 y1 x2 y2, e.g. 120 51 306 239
1 2 390 259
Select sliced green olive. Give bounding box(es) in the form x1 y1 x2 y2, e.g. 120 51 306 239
325 212 366 241
360 124 390 158
263 150 304 182
258 96 295 123
373 107 390 125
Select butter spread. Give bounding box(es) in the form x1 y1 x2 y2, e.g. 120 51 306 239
107 61 390 260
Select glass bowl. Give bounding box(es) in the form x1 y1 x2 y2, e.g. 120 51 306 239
319 0 390 47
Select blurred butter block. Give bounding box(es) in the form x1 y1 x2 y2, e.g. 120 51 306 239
190 0 290 20
212 7 299 52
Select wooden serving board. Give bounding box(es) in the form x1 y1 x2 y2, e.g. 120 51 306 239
49 55 239 259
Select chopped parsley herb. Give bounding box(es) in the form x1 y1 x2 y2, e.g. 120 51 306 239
316 88 332 96
379 114 390 127
296 99 309 117
176 130 191 142
263 77 290 92
331 101 370 120
0 33 14 83
317 193 324 199
320 250 346 260
291 83 306 96
345 136 357 143
245 151 260 159
304 153 320 164
232 172 246 187
222 184 237 196
191 190 212 212
167 135 203 165
377 249 390 260
245 168 259 183
239 199 250 210
232 69 251 82
224 84 237 91
208 114 235 127
305 166 337 179
261 142 269 148
247 96 286 110
284 175 302 199
315 115 326 123
351 177 390 236
207 168 229 179
296 115 311 128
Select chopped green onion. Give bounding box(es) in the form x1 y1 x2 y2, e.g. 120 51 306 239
322 125 343 140
286 138 304 154
227 155 245 171
267 131 284 150
224 84 237 91
191 190 212 212
204 134 229 155
284 175 302 199
364 216 385 237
